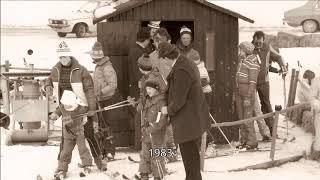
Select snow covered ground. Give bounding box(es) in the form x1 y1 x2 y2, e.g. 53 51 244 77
1 28 320 179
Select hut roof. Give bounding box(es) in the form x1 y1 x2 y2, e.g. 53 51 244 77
93 0 254 24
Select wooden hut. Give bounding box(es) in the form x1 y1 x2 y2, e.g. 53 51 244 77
94 0 254 146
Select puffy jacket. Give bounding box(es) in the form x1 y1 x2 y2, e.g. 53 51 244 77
93 57 117 101
45 57 96 114
236 54 260 96
141 94 168 144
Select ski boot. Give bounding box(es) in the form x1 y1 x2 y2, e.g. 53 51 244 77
262 136 271 142
54 170 66 180
94 156 108 171
140 173 149 180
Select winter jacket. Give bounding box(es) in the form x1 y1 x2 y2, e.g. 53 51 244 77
176 39 199 61
128 43 147 99
55 105 88 139
311 77 320 113
141 94 168 145
236 54 260 96
93 57 117 101
45 57 96 117
167 55 211 144
297 79 313 103
149 50 172 79
197 61 212 93
253 42 284 85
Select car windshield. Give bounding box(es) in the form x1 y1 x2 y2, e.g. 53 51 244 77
78 1 99 13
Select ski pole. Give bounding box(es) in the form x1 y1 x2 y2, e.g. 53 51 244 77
149 133 166 179
209 113 235 151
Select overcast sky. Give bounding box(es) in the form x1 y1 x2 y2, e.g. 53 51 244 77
1 0 310 27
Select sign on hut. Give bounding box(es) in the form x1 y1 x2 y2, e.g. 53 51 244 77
94 0 254 147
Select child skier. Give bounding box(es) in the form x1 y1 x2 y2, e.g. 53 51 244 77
138 76 168 180
50 90 92 179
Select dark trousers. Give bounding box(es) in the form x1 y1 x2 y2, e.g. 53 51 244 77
257 82 275 136
58 118 101 159
179 138 202 180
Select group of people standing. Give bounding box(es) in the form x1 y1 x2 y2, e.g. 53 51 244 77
41 19 320 180
127 22 211 180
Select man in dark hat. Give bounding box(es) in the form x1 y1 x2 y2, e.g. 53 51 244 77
158 42 210 180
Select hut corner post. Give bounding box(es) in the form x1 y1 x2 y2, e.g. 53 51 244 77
1 62 10 116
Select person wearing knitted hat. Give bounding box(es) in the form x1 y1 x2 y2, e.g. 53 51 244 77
45 41 102 178
138 74 168 180
158 42 210 180
175 26 200 62
235 41 260 150
50 90 93 178
91 41 118 163
252 31 287 136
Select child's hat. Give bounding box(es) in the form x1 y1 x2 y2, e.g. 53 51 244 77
138 53 152 71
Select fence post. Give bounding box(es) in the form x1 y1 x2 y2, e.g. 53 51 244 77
200 132 207 171
270 112 280 161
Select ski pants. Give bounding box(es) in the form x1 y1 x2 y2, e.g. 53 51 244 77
253 92 271 137
57 133 92 172
257 82 275 136
58 119 101 160
139 140 166 178
235 92 258 148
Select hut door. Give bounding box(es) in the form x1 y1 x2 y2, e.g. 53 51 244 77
97 21 140 147
97 21 140 98
205 31 215 71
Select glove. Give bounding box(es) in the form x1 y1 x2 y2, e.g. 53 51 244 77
62 115 73 125
280 66 288 77
127 96 136 107
49 112 59 121
136 103 143 112
93 121 99 134
82 117 88 125
45 86 53 96
243 97 251 107
247 83 256 97
87 110 96 117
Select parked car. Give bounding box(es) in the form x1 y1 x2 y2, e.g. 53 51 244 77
48 1 114 38
283 0 320 33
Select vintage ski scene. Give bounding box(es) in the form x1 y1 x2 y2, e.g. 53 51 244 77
1 0 320 180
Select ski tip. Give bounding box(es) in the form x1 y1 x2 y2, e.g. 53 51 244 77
36 175 43 180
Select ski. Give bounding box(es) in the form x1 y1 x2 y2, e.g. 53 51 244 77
104 171 121 180
205 147 282 159
128 156 140 163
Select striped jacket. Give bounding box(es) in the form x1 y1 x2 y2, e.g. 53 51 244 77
236 54 260 95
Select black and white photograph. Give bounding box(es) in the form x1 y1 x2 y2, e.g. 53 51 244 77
1 0 320 179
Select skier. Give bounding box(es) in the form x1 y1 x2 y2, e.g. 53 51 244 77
298 70 316 103
0 112 10 130
49 90 93 179
252 31 287 136
91 41 117 159
45 41 107 172
235 41 260 150
310 76 320 161
138 75 168 180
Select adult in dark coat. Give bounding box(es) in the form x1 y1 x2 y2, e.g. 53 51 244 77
159 42 210 180
128 27 150 150
128 27 150 100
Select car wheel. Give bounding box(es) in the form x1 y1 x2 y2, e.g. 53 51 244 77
57 32 67 37
302 20 318 33
75 23 87 38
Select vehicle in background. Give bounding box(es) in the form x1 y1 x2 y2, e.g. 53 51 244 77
48 1 115 38
283 0 320 33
